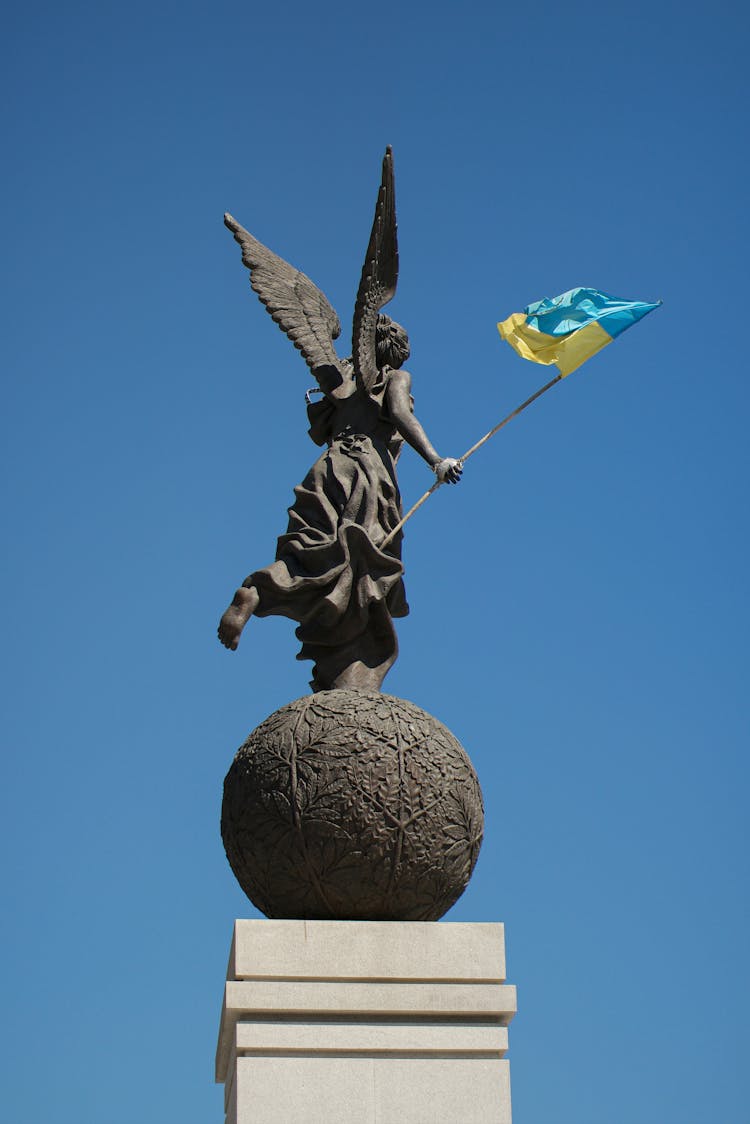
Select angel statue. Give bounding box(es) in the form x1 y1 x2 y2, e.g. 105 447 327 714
218 148 463 692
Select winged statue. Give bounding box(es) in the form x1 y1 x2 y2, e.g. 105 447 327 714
218 147 463 692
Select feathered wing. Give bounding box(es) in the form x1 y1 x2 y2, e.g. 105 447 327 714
352 147 399 393
224 213 343 380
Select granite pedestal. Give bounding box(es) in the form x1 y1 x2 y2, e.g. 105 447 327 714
216 920 516 1124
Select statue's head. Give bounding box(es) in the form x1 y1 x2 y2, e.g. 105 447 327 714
376 314 411 369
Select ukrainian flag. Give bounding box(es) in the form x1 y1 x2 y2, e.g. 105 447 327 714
497 288 661 377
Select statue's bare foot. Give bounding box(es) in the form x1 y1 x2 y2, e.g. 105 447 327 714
218 586 259 650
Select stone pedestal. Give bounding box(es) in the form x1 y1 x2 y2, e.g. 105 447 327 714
216 920 516 1124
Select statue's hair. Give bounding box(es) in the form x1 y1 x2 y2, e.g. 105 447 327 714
376 314 411 369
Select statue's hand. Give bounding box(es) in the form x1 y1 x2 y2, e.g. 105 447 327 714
434 457 463 484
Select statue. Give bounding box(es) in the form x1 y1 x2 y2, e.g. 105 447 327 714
217 149 483 922
217 147 462 692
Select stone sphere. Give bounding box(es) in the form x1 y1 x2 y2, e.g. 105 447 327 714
221 689 484 921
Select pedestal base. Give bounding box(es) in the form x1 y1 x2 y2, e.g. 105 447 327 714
216 920 516 1124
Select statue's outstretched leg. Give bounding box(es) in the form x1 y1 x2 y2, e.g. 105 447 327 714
218 585 259 650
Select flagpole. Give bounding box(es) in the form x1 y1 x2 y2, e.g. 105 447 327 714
381 372 562 549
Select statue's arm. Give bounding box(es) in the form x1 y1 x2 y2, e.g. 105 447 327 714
386 370 462 483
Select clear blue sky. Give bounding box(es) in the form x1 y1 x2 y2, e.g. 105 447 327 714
2 1 748 1121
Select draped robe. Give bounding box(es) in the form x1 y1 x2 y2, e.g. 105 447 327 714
245 369 409 691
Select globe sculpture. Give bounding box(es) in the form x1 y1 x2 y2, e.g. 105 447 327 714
221 691 484 921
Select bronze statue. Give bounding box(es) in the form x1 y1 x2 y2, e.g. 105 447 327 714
217 149 484 922
218 148 462 692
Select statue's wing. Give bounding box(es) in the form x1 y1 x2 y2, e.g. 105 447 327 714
352 147 399 393
224 213 343 377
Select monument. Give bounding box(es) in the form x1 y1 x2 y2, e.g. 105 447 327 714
215 149 516 1123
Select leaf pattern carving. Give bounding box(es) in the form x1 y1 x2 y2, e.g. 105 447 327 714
221 690 484 921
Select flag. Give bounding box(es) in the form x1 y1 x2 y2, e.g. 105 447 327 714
497 287 661 377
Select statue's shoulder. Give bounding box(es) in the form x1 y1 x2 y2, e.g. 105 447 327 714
373 364 410 397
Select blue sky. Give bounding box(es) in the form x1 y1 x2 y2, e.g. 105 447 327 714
2 1 748 1121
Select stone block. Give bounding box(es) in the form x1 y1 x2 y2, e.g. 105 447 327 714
217 920 515 1123
232 1057 512 1124
229 919 506 981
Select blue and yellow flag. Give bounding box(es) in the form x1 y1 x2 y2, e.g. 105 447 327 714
497 288 661 377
